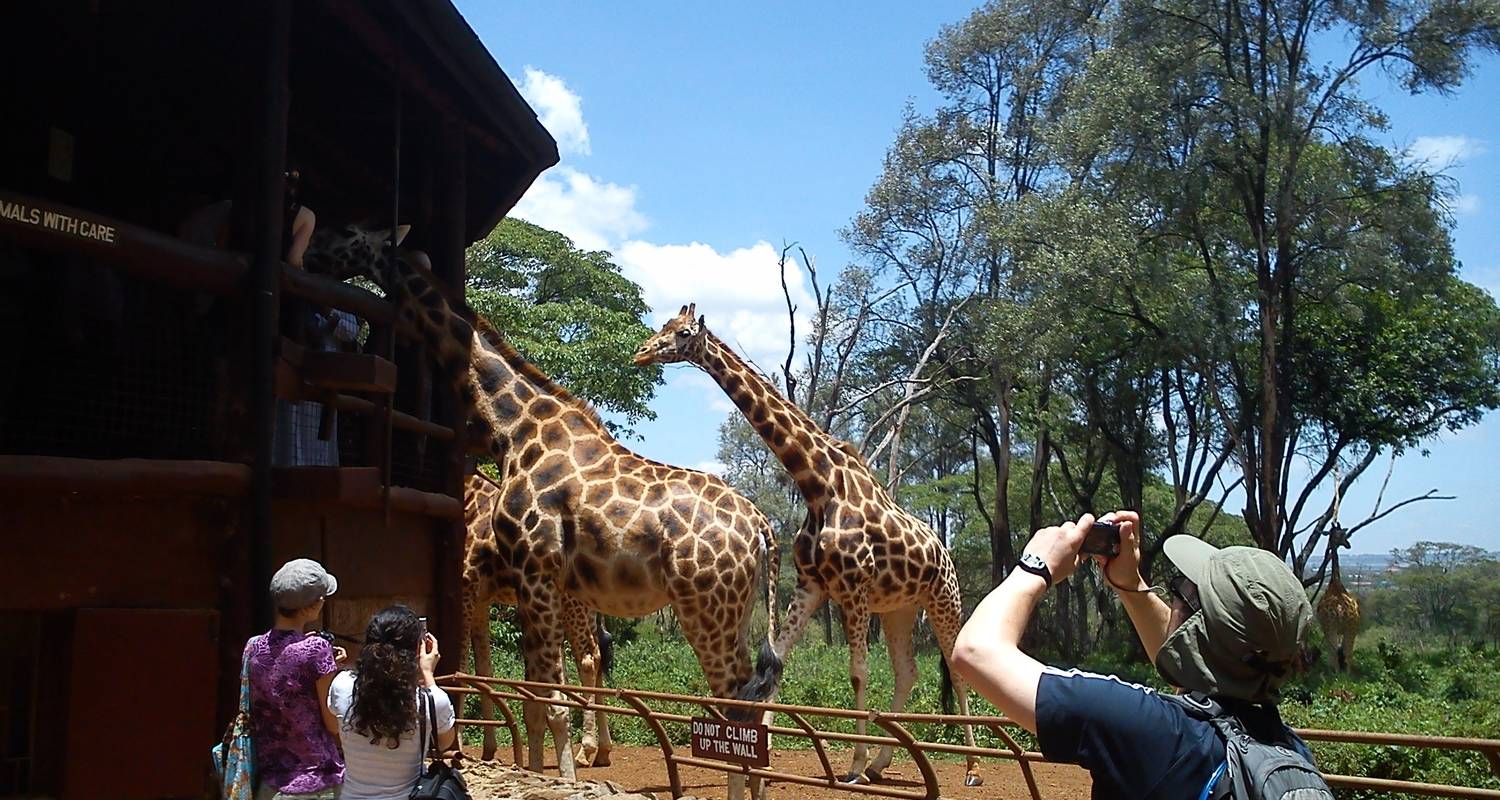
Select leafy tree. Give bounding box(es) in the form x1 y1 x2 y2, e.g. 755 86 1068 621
1102 0 1500 558
1382 542 1498 644
465 218 660 436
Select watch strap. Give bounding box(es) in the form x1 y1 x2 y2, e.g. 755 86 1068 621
1015 554 1052 587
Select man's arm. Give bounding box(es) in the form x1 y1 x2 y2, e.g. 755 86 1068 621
951 514 1094 734
952 570 1050 732
1096 511 1173 664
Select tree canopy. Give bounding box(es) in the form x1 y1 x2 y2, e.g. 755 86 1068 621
465 218 660 436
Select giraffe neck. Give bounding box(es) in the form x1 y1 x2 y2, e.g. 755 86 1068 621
385 255 612 453
696 331 837 502
1329 549 1344 592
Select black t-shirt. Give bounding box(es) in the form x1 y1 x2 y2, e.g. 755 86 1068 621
1036 668 1313 800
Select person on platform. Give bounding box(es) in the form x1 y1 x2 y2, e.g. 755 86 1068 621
328 605 456 800
246 558 346 800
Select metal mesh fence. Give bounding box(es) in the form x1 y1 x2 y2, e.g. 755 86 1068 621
0 257 220 461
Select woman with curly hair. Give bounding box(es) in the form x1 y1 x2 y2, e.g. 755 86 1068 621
328 605 456 800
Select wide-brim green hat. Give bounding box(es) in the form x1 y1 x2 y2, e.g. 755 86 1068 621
1156 537 1313 703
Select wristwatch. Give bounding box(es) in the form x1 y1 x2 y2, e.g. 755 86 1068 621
1014 553 1053 587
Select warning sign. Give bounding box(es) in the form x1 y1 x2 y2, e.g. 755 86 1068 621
690 717 769 768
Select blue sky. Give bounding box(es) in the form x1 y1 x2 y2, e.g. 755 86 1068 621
455 2 1500 555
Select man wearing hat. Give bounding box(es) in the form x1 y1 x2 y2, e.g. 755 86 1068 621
244 559 347 799
952 510 1315 799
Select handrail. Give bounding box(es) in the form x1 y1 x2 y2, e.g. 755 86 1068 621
438 672 1500 800
0 189 247 294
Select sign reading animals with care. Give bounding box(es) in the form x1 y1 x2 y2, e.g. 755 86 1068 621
0 196 117 244
690 717 770 768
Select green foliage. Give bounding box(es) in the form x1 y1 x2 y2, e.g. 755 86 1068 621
463 617 1500 793
465 218 661 436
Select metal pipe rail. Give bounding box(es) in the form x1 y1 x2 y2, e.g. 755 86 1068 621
439 673 1500 800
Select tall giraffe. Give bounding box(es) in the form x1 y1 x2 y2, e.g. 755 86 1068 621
308 229 778 796
462 472 612 767
634 304 984 787
1316 527 1360 672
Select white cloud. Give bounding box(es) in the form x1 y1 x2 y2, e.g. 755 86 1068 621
509 68 820 382
666 370 736 415
518 68 590 157
511 167 648 252
1406 135 1484 168
1452 194 1481 215
617 240 818 372
694 460 729 476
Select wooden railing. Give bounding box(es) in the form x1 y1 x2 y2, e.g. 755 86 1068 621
439 673 1500 800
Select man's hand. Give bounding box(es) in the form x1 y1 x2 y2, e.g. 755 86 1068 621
1095 510 1149 592
1022 513 1094 584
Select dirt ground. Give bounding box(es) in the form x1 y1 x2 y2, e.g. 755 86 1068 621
459 745 1093 800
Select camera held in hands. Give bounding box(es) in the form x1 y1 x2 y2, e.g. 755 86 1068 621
1081 520 1121 557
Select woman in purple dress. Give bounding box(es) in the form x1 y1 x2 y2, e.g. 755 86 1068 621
246 558 346 799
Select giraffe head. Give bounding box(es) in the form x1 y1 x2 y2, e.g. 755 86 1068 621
304 222 410 283
633 303 707 366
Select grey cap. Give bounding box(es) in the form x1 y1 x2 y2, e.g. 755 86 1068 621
1156 537 1312 703
270 558 338 611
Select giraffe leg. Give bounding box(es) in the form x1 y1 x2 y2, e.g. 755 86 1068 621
562 597 607 767
1342 627 1357 673
866 606 918 780
470 602 500 761
927 588 983 786
839 601 873 785
680 594 762 800
517 589 578 781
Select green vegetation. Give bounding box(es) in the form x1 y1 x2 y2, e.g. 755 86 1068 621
461 611 1500 797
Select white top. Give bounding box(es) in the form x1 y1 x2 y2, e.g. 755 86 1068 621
328 671 455 800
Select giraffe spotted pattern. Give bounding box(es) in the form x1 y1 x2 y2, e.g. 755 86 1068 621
634 304 985 788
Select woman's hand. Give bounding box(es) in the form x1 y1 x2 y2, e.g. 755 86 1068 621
418 633 441 686
333 646 348 666
1021 513 1094 584
1095 510 1149 592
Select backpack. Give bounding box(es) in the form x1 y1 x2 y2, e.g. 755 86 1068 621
1162 692 1333 800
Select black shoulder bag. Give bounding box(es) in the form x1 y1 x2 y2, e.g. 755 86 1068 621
410 687 470 800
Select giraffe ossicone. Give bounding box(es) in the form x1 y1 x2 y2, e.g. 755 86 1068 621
635 302 986 788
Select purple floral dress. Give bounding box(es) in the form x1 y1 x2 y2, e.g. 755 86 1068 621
246 630 345 793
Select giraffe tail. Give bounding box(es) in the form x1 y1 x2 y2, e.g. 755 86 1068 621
597 615 615 678
939 656 956 715
731 522 783 719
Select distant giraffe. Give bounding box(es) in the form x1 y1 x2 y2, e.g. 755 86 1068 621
307 229 778 798
462 472 612 767
634 304 984 787
1316 527 1360 672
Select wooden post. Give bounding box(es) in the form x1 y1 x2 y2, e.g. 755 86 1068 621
433 118 468 675
248 0 291 632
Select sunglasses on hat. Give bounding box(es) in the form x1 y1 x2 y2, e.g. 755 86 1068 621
1169 574 1201 614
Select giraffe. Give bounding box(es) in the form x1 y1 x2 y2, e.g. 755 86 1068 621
307 229 779 796
1316 526 1360 672
634 304 984 787
462 471 612 767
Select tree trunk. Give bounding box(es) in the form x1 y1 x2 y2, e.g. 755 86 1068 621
989 372 1015 587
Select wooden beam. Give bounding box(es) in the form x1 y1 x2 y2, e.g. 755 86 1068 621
0 189 248 294
0 456 251 497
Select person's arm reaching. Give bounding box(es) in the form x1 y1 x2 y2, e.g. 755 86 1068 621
417 633 458 751
1095 511 1173 664
951 514 1094 733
